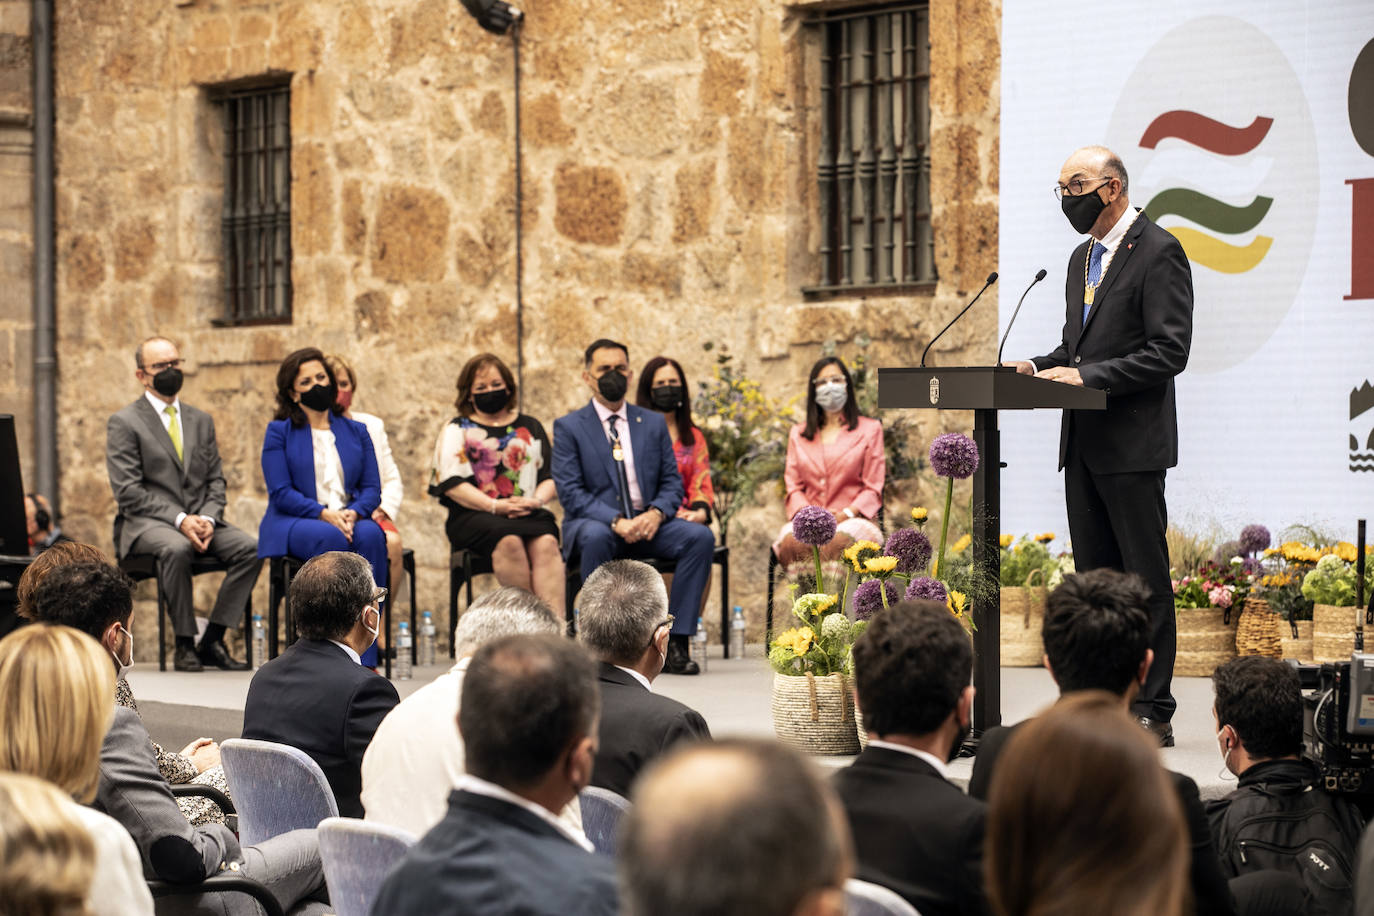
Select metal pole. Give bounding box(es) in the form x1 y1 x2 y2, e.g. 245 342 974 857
31 0 57 513
512 24 524 398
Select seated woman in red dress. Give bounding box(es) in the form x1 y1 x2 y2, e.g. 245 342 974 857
774 356 884 566
635 356 714 525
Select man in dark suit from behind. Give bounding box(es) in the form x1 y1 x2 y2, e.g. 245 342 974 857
968 569 1238 916
576 559 711 798
373 633 618 916
831 600 987 916
241 551 398 818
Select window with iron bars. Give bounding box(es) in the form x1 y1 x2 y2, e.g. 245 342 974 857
808 4 934 294
211 80 292 325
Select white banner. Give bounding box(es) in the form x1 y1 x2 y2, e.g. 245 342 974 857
998 2 1374 546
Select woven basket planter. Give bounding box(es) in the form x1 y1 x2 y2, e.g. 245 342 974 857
1175 607 1238 677
772 672 860 756
1000 583 1048 667
1281 620 1315 664
856 704 868 750
1235 598 1283 658
1313 604 1360 664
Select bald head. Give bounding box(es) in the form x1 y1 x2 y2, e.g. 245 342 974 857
620 740 850 916
1059 146 1130 238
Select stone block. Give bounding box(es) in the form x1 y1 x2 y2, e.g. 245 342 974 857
622 250 682 298
62 232 104 294
347 76 414 122
291 71 336 141
291 142 336 257
341 180 367 257
354 289 392 335
473 90 507 137
113 217 157 281
269 4 324 72
389 134 431 178
428 96 463 141
334 135 377 172
525 92 574 148
370 184 449 282
673 158 715 243
600 78 683 158
387 0 450 72
700 50 747 117
336 1 384 69
726 117 765 207
454 228 498 288
529 40 588 87
553 162 625 247
235 13 273 46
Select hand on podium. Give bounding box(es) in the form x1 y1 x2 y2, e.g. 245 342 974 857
1001 360 1035 376
1035 366 1084 386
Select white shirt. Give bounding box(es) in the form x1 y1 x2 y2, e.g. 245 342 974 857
613 664 652 692
866 738 951 781
591 399 644 512
328 640 362 665
352 411 403 521
458 774 596 853
361 658 583 838
311 428 349 511
144 390 211 532
72 803 155 916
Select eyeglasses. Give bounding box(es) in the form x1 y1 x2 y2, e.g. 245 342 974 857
646 615 675 647
1054 177 1113 199
368 587 388 609
144 358 184 372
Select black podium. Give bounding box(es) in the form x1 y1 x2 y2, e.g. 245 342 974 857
878 366 1106 732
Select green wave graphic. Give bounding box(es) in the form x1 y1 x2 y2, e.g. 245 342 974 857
1144 188 1273 235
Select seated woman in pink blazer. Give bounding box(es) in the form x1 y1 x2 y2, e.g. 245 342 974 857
774 357 885 567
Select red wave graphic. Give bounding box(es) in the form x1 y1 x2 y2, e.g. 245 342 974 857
1138 112 1273 154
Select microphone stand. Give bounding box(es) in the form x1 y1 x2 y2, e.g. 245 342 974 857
996 269 1048 367
920 272 998 368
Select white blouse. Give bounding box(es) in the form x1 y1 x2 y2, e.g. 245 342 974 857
311 428 348 510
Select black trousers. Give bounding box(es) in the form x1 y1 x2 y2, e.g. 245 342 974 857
1064 443 1176 722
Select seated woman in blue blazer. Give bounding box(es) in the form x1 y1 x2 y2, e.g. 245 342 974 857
258 346 387 667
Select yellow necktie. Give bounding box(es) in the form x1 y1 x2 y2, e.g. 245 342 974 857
165 404 183 461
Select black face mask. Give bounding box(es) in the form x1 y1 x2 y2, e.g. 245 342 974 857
299 383 337 412
596 371 629 403
151 367 183 397
1061 188 1108 235
650 385 684 411
472 388 510 415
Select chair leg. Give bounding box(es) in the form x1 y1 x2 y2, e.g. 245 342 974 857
267 559 281 659
405 552 417 665
382 588 392 680
766 549 779 649
156 578 167 672
243 592 252 670
448 561 461 660
719 550 730 659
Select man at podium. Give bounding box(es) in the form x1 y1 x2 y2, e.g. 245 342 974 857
1006 145 1193 746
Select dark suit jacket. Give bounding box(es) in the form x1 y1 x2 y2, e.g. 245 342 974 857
1034 210 1193 473
552 402 684 552
371 789 619 915
591 662 711 798
241 639 398 818
969 720 1235 916
257 413 381 559
107 396 232 556
832 746 988 916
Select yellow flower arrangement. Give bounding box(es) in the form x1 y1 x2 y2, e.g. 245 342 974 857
999 534 1014 548
774 627 815 656
1035 532 1056 543
842 540 883 572
911 507 929 523
951 533 972 554
947 590 968 615
863 556 898 576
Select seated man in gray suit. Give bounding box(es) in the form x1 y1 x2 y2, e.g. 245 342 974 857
373 633 618 915
576 559 710 798
106 336 259 672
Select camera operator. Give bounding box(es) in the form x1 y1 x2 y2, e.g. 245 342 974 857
1208 656 1365 916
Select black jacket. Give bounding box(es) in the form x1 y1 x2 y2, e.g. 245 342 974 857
591 662 710 799
241 638 398 818
832 746 988 916
372 789 618 915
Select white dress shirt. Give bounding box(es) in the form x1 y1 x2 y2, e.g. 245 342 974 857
457 774 595 852
328 640 362 665
311 428 348 511
613 664 652 692
591 398 644 511
144 390 210 531
352 410 403 520
866 738 951 780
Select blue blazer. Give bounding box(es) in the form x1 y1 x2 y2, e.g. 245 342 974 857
257 413 381 559
552 402 684 549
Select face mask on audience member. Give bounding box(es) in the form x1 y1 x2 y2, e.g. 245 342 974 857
299 383 337 412
650 385 684 411
362 605 380 643
336 389 354 410
151 366 184 398
814 380 848 413
111 624 134 680
597 371 629 404
472 388 510 416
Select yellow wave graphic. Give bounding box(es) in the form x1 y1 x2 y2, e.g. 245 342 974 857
1163 226 1272 274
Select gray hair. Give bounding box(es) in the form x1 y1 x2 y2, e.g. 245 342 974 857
290 552 375 641
455 587 560 658
576 560 667 666
1079 145 1129 195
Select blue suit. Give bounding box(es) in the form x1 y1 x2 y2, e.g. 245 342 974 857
258 413 387 664
553 401 714 636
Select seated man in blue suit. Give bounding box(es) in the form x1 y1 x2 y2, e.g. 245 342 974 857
553 339 716 675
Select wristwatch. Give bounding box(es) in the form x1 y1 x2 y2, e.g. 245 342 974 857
842 508 856 519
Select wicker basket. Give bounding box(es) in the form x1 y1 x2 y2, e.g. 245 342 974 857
772 672 860 756
1281 619 1315 664
1174 607 1238 677
1313 604 1360 664
1235 598 1283 658
1000 578 1047 667
856 704 868 750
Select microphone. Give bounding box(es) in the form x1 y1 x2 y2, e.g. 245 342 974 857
996 269 1048 367
920 272 997 368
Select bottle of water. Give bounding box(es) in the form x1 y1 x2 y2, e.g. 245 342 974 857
419 611 436 668
251 613 265 670
729 605 745 659
693 617 708 672
396 622 413 680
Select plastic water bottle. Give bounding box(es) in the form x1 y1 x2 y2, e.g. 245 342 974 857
729 605 745 659
396 622 413 680
252 613 265 670
693 617 709 672
419 611 436 668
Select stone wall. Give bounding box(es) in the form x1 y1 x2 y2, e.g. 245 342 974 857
0 0 31 483
43 0 1001 654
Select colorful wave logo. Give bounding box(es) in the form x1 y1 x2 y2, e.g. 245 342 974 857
1140 112 1274 273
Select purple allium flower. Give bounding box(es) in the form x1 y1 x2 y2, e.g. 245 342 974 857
905 576 948 603
1239 524 1271 556
853 579 901 621
791 505 838 546
929 433 979 480
1212 541 1240 565
1241 557 1264 576
885 528 933 575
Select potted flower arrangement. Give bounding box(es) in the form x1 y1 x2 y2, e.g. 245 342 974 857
1302 543 1374 663
998 533 1060 667
1173 558 1251 677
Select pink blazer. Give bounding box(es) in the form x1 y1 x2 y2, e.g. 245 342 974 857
783 415 885 520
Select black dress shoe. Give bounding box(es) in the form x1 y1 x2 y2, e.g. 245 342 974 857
1138 716 1175 747
197 640 249 671
173 645 204 672
663 639 700 676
